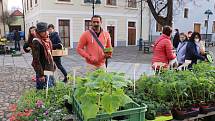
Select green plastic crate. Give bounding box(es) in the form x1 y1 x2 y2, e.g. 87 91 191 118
72 95 147 121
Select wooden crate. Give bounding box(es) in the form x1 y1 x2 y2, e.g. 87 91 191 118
52 48 68 56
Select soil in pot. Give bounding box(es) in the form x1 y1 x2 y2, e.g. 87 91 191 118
171 108 187 120
172 108 199 120
199 102 215 114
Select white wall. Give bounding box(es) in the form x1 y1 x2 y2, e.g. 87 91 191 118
151 0 215 37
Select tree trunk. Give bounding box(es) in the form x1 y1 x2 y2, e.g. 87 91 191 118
147 0 173 27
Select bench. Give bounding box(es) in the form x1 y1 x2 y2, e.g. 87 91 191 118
143 42 153 53
205 39 215 47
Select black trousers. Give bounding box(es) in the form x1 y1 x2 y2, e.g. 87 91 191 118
53 56 67 80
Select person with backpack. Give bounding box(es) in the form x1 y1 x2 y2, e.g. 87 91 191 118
76 15 112 72
48 24 68 83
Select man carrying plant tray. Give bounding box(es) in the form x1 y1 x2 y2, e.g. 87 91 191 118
77 15 112 72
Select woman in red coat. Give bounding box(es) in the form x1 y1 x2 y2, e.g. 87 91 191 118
152 26 177 70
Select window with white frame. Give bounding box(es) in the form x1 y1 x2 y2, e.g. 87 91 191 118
128 0 137 8
58 0 71 2
184 8 189 18
30 0 33 8
85 20 92 31
106 0 116 6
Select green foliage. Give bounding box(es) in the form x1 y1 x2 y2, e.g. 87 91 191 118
104 47 113 52
74 69 133 121
128 62 215 119
16 81 72 121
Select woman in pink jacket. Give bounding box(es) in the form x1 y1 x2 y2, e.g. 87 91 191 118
152 26 177 70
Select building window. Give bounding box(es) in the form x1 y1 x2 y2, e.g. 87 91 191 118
84 0 92 3
128 22 136 28
212 21 215 33
35 0 38 4
128 0 137 8
156 22 162 32
194 23 201 33
59 20 70 47
58 0 71 1
106 0 116 6
27 0 29 10
30 0 33 8
85 20 92 31
184 8 189 18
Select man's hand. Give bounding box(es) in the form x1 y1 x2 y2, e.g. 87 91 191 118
87 55 98 64
169 58 178 68
104 52 112 59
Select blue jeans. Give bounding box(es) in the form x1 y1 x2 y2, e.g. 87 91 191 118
15 40 20 51
36 74 55 90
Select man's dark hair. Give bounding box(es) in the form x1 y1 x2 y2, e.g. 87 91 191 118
48 24 55 29
91 15 102 21
162 26 172 36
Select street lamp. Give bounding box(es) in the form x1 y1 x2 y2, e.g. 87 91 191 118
204 9 213 41
85 0 101 16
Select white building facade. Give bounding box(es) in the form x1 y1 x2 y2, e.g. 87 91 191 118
23 0 150 48
151 0 215 41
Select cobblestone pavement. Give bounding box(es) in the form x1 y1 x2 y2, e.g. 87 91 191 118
0 46 214 120
0 66 35 121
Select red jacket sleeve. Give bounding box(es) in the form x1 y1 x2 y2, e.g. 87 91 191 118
76 33 90 59
165 39 176 60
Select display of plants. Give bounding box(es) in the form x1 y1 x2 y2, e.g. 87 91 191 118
10 81 73 121
74 69 134 120
127 62 215 120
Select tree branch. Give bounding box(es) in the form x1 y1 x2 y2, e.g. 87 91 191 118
157 3 168 15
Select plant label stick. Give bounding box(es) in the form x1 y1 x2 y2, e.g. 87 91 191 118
44 71 54 99
133 64 139 94
73 68 76 89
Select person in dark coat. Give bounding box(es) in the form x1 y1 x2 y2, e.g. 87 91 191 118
14 30 21 51
185 32 205 69
23 26 36 53
173 29 180 48
32 22 56 89
48 24 68 83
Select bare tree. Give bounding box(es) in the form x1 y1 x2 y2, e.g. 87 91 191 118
1 11 17 29
145 0 200 27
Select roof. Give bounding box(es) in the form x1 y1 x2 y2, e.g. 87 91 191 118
11 10 23 16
